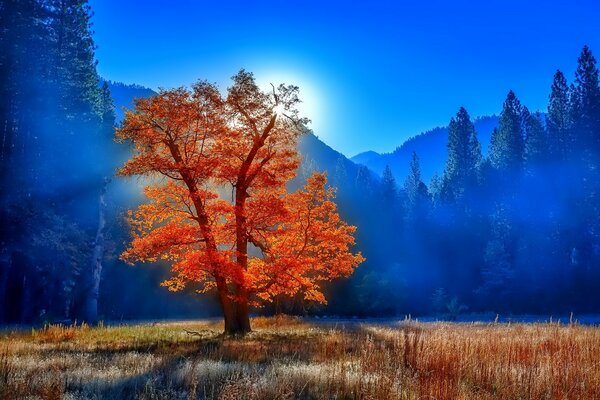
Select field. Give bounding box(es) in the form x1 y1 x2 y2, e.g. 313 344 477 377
1 316 599 399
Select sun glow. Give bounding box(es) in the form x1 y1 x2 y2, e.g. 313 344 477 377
273 103 286 115
256 70 324 134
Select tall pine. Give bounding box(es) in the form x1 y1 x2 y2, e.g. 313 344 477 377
572 46 600 149
381 165 398 206
443 107 482 201
489 91 525 172
523 107 548 166
547 70 571 160
404 152 430 221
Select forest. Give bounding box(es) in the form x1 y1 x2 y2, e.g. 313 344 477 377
2 0 600 328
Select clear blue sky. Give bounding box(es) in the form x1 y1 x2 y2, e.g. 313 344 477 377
90 0 600 157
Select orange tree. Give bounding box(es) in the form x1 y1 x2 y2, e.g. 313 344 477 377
116 70 364 334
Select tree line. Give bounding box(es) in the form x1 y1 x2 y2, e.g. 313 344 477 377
323 46 600 316
0 0 119 323
2 0 599 323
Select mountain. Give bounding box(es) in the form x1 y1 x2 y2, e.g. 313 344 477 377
105 79 371 188
351 115 499 183
351 150 381 166
297 132 369 184
103 80 157 122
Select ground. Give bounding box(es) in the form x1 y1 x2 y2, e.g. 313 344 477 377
1 316 599 399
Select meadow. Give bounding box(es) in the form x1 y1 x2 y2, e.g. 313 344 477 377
1 316 599 399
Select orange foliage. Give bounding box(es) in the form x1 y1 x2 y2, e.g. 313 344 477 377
116 70 363 327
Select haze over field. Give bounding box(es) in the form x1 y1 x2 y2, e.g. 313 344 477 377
3 0 600 325
4 1 600 398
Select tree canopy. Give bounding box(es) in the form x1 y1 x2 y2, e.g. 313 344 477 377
117 71 363 333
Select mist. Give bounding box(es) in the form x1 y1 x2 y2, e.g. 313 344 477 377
2 0 600 326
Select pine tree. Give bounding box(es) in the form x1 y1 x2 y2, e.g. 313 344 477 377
523 108 548 165
429 172 442 207
381 164 398 206
0 0 53 197
488 91 525 172
571 46 600 157
478 205 514 310
0 0 115 324
50 0 102 121
99 81 116 132
444 107 482 201
332 155 348 188
569 46 600 296
547 70 571 159
404 152 429 219
355 165 374 197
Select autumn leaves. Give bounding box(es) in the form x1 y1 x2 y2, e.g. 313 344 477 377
116 71 363 333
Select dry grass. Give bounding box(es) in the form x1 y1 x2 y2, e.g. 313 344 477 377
1 317 599 399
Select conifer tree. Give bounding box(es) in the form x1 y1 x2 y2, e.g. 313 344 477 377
381 164 398 206
0 0 116 324
100 81 116 131
404 152 429 220
489 91 525 172
523 108 548 165
478 206 514 309
51 0 102 120
444 107 482 201
547 70 571 159
429 172 442 208
571 46 600 157
332 155 348 188
355 165 374 197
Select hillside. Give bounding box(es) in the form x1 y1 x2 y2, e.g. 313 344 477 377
352 115 499 183
103 80 157 122
106 80 371 187
297 132 368 184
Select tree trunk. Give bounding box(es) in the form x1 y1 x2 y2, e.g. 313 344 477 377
216 277 239 334
232 185 252 335
234 287 251 333
164 142 250 334
216 277 250 335
81 178 108 324
0 256 10 324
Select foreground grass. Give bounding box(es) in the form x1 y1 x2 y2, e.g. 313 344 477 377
1 316 599 399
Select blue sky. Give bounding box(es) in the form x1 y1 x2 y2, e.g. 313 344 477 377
90 0 600 157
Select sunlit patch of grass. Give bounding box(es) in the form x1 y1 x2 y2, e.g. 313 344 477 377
1 317 600 399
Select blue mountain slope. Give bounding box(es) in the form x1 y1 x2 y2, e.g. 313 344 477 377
103 80 157 122
351 115 499 183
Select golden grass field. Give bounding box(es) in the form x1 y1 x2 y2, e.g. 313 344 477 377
1 315 599 399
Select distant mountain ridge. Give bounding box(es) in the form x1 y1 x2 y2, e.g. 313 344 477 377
352 115 499 183
106 79 500 188
350 150 380 167
103 80 157 122
106 79 369 185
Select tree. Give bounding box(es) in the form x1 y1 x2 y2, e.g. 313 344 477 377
523 108 548 165
571 45 600 155
99 81 116 131
489 91 525 172
0 0 116 324
381 165 398 206
404 152 429 221
332 155 349 188
444 107 482 201
547 70 571 159
50 0 103 121
117 72 363 334
477 206 514 310
355 164 375 197
429 172 442 208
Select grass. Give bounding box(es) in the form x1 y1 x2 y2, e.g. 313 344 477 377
1 316 599 399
